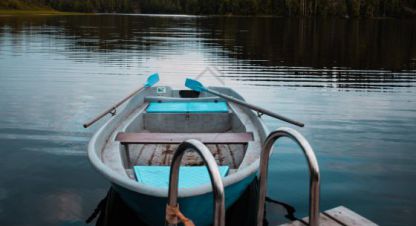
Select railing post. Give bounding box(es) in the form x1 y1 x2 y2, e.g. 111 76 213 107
257 127 320 226
166 139 225 226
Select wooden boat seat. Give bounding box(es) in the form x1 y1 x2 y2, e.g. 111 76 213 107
115 132 254 144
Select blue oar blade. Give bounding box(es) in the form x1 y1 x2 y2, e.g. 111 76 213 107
185 78 206 92
144 73 160 87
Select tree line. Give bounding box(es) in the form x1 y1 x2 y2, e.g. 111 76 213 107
1 0 416 17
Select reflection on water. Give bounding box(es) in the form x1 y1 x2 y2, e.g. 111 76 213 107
0 15 415 226
44 191 83 223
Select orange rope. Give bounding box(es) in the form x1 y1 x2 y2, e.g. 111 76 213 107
166 204 195 226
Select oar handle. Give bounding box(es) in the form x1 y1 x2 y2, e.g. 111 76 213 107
83 108 114 129
83 86 146 128
207 89 304 127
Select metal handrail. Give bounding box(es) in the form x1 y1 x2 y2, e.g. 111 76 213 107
257 127 320 226
166 139 225 226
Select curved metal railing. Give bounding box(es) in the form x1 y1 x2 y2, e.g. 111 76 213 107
256 127 320 226
166 139 225 226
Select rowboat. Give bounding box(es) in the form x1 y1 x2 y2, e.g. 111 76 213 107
85 74 303 226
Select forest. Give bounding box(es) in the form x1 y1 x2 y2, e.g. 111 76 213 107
1 0 415 17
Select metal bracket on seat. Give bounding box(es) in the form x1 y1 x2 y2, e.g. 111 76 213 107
166 139 225 226
256 127 320 226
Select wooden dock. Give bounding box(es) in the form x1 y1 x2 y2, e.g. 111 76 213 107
279 206 378 226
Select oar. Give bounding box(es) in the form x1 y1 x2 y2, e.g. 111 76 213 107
185 78 304 127
83 73 160 128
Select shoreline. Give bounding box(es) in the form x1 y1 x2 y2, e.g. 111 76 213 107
0 9 91 16
0 10 413 19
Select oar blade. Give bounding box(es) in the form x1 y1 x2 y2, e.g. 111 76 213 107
144 73 160 87
185 78 206 92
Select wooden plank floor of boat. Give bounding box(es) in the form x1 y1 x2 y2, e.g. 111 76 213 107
126 143 246 169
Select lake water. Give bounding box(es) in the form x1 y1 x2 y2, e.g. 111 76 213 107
0 15 415 226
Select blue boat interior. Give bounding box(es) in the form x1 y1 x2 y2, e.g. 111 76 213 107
133 166 229 188
146 101 228 113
